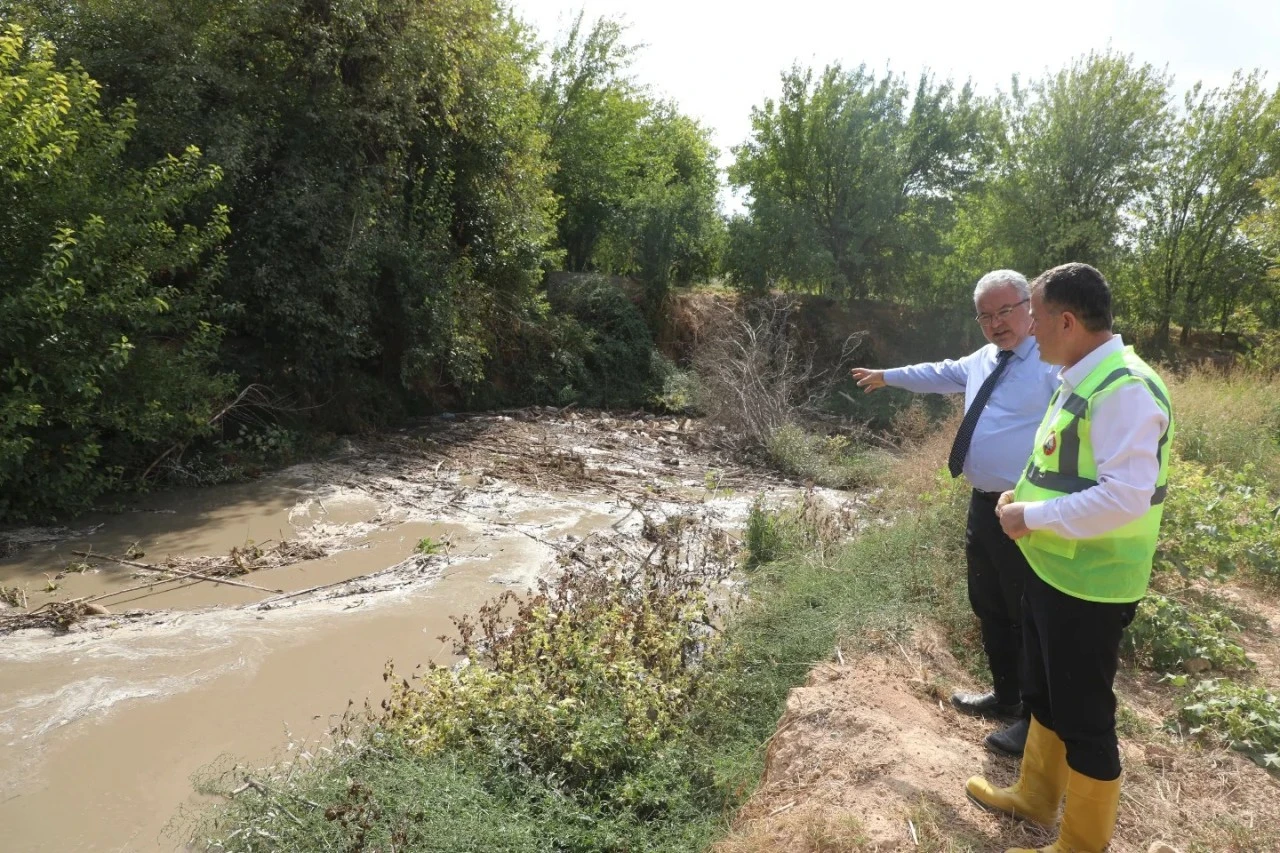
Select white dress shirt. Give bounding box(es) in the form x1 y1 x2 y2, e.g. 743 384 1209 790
1022 335 1169 539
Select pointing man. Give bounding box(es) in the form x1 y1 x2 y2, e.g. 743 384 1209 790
851 269 1059 757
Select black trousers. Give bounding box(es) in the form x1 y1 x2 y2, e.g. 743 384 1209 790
1021 567 1138 781
965 490 1031 705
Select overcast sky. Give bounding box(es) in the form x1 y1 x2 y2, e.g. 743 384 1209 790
509 0 1280 209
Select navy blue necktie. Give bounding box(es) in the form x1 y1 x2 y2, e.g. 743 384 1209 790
947 349 1014 479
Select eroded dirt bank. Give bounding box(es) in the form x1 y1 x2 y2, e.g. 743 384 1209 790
0 410 851 852
713 626 1280 853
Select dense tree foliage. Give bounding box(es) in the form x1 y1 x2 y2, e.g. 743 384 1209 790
4 0 1280 519
727 50 1280 352
0 24 232 519
728 64 990 299
18 0 559 416
1135 74 1280 343
537 13 722 305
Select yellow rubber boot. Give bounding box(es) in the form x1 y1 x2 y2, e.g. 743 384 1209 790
1004 769 1122 852
965 716 1067 827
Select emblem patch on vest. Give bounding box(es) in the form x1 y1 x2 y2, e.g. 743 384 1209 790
1043 430 1057 456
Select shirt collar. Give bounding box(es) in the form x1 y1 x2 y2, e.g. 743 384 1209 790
1011 335 1037 362
1060 334 1125 389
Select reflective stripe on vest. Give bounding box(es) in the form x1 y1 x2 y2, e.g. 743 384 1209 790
1013 347 1174 604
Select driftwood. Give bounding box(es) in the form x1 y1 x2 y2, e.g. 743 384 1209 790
71 551 283 594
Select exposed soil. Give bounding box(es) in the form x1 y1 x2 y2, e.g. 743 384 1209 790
714 624 1280 853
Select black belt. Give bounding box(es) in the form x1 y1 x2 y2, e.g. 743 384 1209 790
972 488 1006 501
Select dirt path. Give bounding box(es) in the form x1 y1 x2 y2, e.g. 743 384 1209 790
0 410 853 852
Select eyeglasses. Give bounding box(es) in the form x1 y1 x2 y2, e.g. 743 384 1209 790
975 299 1029 327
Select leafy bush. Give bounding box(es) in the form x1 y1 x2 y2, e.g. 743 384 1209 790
382 542 723 805
1156 458 1280 583
1 25 233 520
1122 592 1250 673
1174 678 1280 771
765 423 891 489
650 353 702 414
744 496 788 569
531 276 660 409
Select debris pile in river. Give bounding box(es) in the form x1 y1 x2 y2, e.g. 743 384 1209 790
0 539 334 635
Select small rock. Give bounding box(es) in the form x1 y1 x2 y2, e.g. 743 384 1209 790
82 603 111 616
1148 843 1181 853
1184 656 1212 674
439 412 456 420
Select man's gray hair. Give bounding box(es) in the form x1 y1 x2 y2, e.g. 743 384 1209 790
973 269 1030 304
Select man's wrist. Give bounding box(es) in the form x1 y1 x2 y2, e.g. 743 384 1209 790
1021 500 1050 530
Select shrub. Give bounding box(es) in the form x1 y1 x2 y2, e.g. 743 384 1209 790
744 496 788 569
1 25 233 520
1157 458 1280 584
765 423 891 489
693 296 863 445
650 352 702 414
1122 592 1250 674
1174 678 1280 771
381 535 725 805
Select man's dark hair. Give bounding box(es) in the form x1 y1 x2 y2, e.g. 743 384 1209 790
1031 262 1112 332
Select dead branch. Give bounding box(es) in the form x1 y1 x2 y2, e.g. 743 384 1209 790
141 383 277 482
72 551 282 594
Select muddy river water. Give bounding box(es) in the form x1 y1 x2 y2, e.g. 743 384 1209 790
0 412 849 851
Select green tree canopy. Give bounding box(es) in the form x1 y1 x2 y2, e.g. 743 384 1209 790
987 50 1172 274
1135 73 1280 344
20 0 558 415
0 24 232 518
727 64 990 299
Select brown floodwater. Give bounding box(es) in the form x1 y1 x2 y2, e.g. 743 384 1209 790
0 416 818 852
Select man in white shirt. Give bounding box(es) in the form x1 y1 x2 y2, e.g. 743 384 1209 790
966 262 1174 853
851 270 1059 757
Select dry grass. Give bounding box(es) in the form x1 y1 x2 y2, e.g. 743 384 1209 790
1166 365 1280 485
713 807 873 853
877 407 964 512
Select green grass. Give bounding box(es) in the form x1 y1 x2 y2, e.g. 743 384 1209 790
1167 366 1280 488
764 423 896 490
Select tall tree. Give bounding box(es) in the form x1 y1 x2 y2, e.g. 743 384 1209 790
20 0 557 414
986 51 1171 275
0 24 231 519
728 64 989 299
536 12 645 272
1137 73 1280 344
592 104 724 303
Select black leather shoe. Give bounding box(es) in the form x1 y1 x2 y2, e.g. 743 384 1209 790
984 717 1029 758
950 690 1023 721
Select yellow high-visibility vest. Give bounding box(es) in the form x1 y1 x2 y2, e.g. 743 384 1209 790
1013 347 1174 603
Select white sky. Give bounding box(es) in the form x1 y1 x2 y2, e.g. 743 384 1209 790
510 0 1280 210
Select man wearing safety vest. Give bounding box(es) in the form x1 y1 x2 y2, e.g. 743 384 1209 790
965 263 1174 852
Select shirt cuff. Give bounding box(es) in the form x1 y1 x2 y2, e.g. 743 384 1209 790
1021 500 1052 531
882 368 905 387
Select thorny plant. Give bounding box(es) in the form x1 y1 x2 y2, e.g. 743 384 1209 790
694 296 866 447
381 514 737 799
